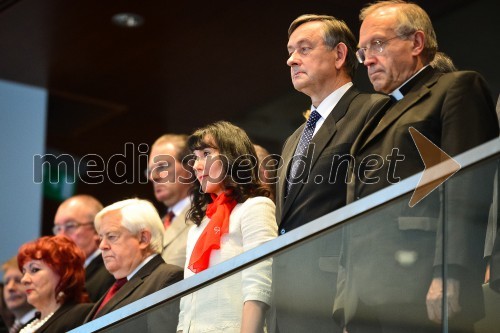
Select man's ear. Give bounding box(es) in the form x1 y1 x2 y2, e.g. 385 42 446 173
334 42 348 70
411 31 425 56
139 229 152 248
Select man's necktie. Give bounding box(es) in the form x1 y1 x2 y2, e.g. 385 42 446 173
9 320 22 333
94 278 127 317
286 110 321 196
163 211 175 229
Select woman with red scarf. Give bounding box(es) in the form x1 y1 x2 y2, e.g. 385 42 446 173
177 121 278 333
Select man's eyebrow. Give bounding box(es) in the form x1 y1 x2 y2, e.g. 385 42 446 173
287 39 310 52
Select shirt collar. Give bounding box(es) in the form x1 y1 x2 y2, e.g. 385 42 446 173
127 254 157 280
168 196 191 217
312 82 353 118
390 65 429 101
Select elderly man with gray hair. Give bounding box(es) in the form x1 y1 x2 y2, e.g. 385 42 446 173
84 198 183 328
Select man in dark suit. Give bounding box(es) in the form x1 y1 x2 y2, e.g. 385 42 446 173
84 198 183 331
334 2 499 333
53 194 115 302
272 14 389 333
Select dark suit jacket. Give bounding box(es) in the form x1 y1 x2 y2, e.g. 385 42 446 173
37 302 93 333
490 166 500 292
272 86 389 333
491 231 500 292
276 85 390 233
336 68 499 325
85 254 183 322
85 254 115 302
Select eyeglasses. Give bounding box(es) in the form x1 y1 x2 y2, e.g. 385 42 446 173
356 35 402 63
52 221 94 235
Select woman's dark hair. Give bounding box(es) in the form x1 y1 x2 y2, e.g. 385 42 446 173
17 235 89 304
186 121 270 225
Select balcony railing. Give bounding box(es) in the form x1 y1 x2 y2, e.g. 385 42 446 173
71 137 500 333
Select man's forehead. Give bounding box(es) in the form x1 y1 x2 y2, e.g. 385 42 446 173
362 8 398 31
368 5 399 20
360 17 397 43
4 267 22 278
56 200 89 221
149 142 178 163
101 209 122 223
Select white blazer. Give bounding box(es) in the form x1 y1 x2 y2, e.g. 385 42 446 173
178 196 277 333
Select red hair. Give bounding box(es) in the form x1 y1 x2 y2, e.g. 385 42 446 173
17 235 89 304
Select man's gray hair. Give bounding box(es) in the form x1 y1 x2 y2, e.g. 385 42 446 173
95 198 164 254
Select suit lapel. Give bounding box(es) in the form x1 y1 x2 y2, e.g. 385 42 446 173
354 69 440 155
96 255 162 316
276 128 302 225
281 86 359 220
102 277 143 313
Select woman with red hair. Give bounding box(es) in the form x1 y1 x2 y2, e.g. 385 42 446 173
17 235 93 332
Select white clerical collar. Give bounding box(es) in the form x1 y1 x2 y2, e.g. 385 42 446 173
127 254 157 280
390 65 429 101
84 249 101 268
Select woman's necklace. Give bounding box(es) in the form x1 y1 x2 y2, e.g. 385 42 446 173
19 311 56 333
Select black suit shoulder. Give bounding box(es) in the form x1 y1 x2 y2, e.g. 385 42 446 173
141 260 184 289
351 68 497 190
353 92 391 125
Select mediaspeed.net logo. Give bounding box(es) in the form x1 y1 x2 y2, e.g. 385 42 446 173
33 128 460 207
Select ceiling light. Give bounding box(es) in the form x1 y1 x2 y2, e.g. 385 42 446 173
112 13 144 28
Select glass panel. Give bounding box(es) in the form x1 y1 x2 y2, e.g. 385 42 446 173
74 150 500 333
272 218 344 333
308 193 443 333
451 157 500 333
482 156 500 333
99 298 180 333
100 191 444 333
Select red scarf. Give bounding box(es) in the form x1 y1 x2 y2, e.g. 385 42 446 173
188 192 237 273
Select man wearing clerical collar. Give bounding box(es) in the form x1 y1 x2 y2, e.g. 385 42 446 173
335 1 499 333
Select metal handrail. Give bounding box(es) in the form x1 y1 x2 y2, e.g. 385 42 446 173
71 137 500 332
